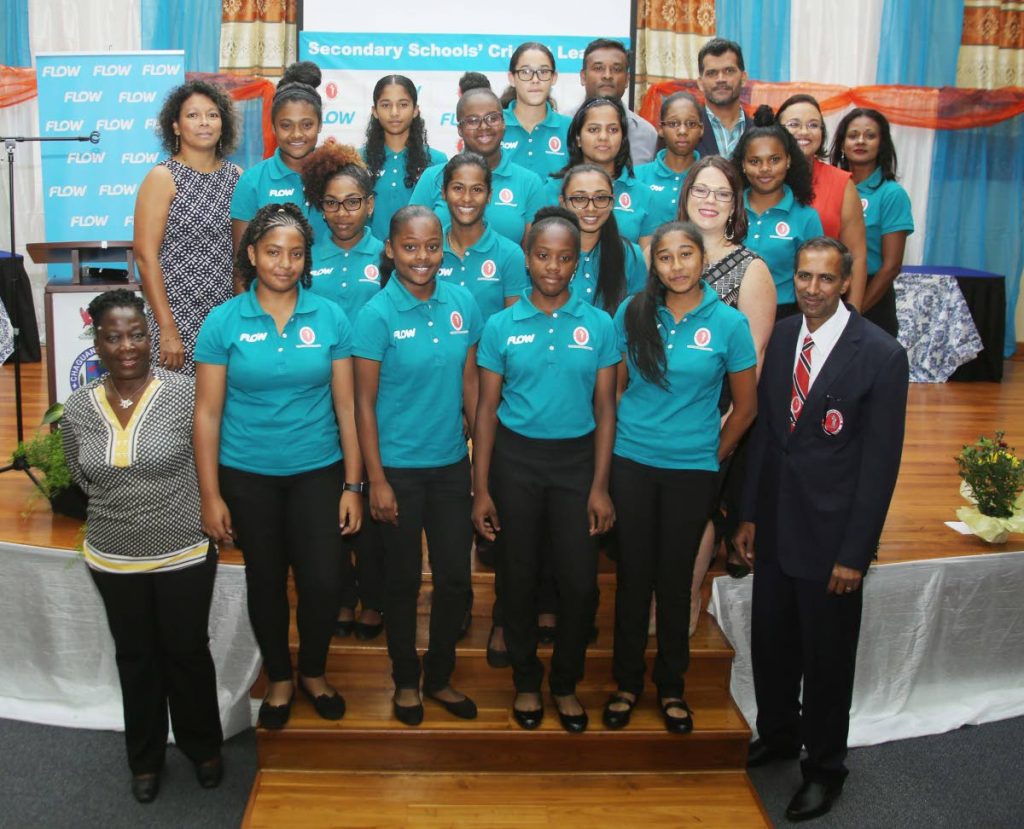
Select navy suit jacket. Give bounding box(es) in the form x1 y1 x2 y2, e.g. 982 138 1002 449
742 308 910 582
696 106 751 159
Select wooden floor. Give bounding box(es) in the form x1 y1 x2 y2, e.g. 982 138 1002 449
4 349 1021 562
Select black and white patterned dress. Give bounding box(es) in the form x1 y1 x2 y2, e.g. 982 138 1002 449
147 158 240 375
704 245 760 309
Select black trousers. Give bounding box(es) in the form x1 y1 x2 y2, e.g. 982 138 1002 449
220 462 344 681
90 554 223 775
610 456 716 698
489 534 559 625
377 457 473 693
751 553 863 785
338 493 385 613
863 280 898 338
491 425 598 696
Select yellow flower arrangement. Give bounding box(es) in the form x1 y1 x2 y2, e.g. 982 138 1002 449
955 432 1024 543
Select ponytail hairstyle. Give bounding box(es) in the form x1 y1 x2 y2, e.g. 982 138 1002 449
272 61 323 124
554 96 633 181
301 140 373 209
236 203 314 290
559 163 628 315
379 205 441 288
525 205 581 259
829 107 899 183
363 74 434 189
731 104 814 206
442 151 493 192
499 41 558 108
625 221 706 388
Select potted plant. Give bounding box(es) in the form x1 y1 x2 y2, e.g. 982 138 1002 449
11 403 88 520
955 431 1024 543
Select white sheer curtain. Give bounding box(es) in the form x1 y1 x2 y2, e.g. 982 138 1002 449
888 125 933 267
790 0 885 88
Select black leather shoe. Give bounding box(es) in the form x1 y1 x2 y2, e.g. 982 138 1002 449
195 756 223 789
660 698 693 734
785 779 843 822
333 617 356 637
746 738 801 768
554 697 588 734
354 620 384 640
393 697 424 726
537 625 556 645
258 691 295 730
426 690 478 720
131 773 160 803
512 704 544 730
486 625 511 669
602 692 637 730
299 682 346 720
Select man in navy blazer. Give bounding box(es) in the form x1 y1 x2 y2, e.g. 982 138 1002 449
735 237 909 822
695 38 751 159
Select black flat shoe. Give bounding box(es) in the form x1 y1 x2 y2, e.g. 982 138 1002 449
258 690 295 730
299 682 346 720
333 617 356 637
726 559 751 579
554 696 588 734
785 779 843 822
131 773 159 803
425 691 478 720
486 625 510 669
354 620 384 640
660 698 693 734
746 738 801 768
602 692 637 730
537 625 556 645
393 696 424 726
512 702 544 730
195 756 223 789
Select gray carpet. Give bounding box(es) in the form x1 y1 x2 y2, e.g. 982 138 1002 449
0 716 1021 827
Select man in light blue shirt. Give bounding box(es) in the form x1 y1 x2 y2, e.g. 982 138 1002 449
696 38 750 159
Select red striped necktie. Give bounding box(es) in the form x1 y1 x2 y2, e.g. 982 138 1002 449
789 334 813 431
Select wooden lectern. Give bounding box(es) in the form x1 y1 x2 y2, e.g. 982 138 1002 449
26 240 136 283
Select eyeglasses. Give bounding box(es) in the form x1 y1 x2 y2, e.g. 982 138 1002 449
566 194 614 209
459 112 503 130
514 67 554 82
783 119 822 132
322 196 366 213
688 184 733 203
661 119 702 131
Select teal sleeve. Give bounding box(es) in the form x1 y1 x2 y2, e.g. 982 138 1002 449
612 299 629 354
331 305 354 360
726 312 757 373
880 183 915 235
229 169 259 221
193 307 228 365
429 147 448 165
596 312 621 369
501 243 528 297
467 299 484 346
523 172 546 223
476 316 505 374
539 176 562 208
408 167 440 207
351 305 389 361
802 206 824 239
638 192 661 237
625 243 648 295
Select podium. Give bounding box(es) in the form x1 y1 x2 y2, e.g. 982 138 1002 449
26 240 141 405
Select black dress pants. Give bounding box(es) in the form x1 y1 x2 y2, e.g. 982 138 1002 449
90 553 223 775
338 492 385 613
863 280 899 338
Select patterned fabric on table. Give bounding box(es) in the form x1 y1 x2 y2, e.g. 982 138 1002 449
0 295 12 364
894 272 982 383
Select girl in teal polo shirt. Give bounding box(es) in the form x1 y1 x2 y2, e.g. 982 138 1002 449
230 62 329 253
499 42 572 178
831 108 914 338
560 164 648 315
353 205 483 726
409 87 544 246
301 140 387 642
440 152 527 320
361 75 447 243
546 98 659 246
473 207 619 734
194 203 364 729
604 221 757 735
635 92 703 227
733 107 823 318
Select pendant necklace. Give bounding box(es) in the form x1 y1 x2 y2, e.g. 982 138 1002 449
107 371 152 409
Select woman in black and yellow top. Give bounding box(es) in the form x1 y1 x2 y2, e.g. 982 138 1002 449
62 289 222 804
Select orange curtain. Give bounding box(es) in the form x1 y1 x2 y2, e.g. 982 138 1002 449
957 1 1024 88
219 0 298 77
0 66 37 109
634 1 715 100
639 79 1024 131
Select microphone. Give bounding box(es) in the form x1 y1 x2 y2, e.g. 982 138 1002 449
89 131 100 144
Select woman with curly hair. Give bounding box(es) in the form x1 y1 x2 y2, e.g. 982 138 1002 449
194 203 364 730
733 106 823 318
361 75 446 243
134 79 240 374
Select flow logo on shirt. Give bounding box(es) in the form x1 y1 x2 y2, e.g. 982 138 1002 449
311 267 334 276
649 184 665 192
568 326 593 351
268 188 295 197
438 267 455 277
507 334 535 345
501 140 520 151
497 188 517 207
479 259 498 281
239 332 268 343
393 328 416 340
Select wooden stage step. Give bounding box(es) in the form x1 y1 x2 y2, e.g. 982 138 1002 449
242 769 771 828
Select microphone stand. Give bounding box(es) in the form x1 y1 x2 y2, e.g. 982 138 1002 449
0 132 100 493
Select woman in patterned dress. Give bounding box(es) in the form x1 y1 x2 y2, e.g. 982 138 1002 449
62 290 223 804
134 80 241 375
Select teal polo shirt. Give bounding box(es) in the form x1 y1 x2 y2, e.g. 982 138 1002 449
571 238 648 313
743 185 824 304
634 149 699 227
613 283 756 471
230 149 330 244
361 145 447 242
856 167 915 276
477 290 620 439
501 102 573 178
352 277 482 468
194 283 353 476
309 231 384 322
540 169 659 243
439 224 527 321
408 153 545 244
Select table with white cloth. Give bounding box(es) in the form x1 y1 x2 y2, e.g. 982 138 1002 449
0 542 261 739
708 549 1024 747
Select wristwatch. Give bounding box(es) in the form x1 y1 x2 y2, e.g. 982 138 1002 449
343 482 367 494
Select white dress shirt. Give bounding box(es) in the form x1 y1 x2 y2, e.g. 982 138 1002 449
792 302 851 390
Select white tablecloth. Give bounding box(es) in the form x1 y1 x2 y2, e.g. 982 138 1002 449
0 542 260 738
710 549 1024 746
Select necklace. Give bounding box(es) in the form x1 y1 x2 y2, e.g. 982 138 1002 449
106 371 152 409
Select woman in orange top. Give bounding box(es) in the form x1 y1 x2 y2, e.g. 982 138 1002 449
776 95 866 309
